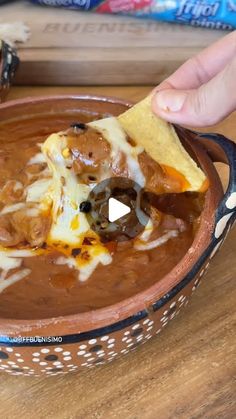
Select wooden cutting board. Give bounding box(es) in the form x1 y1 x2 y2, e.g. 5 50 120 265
1 1 226 85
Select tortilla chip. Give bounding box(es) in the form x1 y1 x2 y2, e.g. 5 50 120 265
118 95 208 192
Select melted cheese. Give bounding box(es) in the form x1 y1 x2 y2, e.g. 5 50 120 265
79 252 112 282
40 132 113 280
1 202 25 214
0 250 22 271
0 268 31 293
27 152 46 165
13 181 23 192
88 117 146 187
56 250 112 282
42 133 91 245
138 219 153 242
26 178 52 203
134 230 178 251
0 118 157 287
3 249 37 258
0 249 32 292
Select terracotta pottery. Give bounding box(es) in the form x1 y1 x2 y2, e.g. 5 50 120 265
0 95 235 377
0 40 19 103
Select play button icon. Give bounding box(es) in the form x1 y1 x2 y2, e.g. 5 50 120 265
108 197 131 222
85 177 151 242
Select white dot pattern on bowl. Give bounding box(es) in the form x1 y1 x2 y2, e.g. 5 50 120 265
88 339 97 345
132 324 140 330
79 344 87 350
210 239 223 259
77 350 86 356
100 336 109 341
225 192 236 209
191 259 216 293
215 212 233 239
0 268 214 377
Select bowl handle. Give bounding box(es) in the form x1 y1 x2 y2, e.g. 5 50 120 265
0 41 19 103
195 131 236 240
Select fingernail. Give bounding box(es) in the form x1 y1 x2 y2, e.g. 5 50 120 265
155 90 187 112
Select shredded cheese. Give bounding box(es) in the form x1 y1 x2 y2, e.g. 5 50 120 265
134 230 179 251
26 178 52 203
56 250 112 282
0 269 31 293
138 219 154 242
0 249 32 292
0 250 22 271
1 202 25 214
27 152 46 165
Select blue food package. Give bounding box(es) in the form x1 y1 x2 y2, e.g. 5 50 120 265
30 0 236 30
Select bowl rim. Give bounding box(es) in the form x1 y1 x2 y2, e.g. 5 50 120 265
0 94 223 336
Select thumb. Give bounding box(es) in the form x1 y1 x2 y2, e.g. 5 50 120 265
152 57 236 127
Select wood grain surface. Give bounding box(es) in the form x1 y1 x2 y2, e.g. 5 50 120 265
0 86 235 419
0 1 226 85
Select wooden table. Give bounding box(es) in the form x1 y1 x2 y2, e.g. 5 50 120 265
0 86 235 419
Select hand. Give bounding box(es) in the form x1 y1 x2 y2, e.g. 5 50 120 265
152 31 236 127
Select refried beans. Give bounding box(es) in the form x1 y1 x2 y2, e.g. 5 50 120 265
0 112 205 319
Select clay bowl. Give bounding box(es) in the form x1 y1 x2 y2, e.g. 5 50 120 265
0 41 19 103
0 95 235 377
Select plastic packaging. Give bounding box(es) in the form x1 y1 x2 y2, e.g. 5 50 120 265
31 1 236 30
